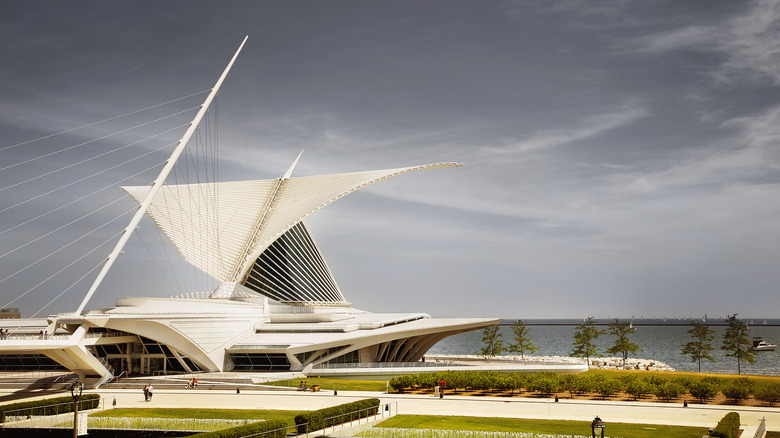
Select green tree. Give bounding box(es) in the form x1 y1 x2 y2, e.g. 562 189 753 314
722 378 755 405
571 316 605 365
689 377 720 403
755 383 780 406
681 321 716 372
606 318 641 369
478 325 505 356
595 378 622 399
625 379 653 400
720 314 756 374
508 319 539 359
653 381 685 402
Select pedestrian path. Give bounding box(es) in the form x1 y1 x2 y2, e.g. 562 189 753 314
1 387 774 434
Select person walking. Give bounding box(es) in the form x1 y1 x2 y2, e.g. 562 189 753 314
143 384 149 401
147 384 154 401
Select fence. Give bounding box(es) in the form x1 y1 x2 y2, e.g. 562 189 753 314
355 429 592 438
2 398 104 428
3 398 397 436
314 361 467 370
755 417 766 438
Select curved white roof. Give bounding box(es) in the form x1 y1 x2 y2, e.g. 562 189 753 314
123 162 462 287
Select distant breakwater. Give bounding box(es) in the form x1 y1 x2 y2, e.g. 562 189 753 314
428 354 676 372
430 322 780 375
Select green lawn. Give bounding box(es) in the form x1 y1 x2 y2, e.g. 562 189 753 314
91 409 714 437
583 369 780 387
90 408 297 423
263 377 389 392
377 415 709 438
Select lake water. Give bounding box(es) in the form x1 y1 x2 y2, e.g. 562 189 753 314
428 318 780 375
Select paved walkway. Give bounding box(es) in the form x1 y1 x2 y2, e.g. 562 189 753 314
2 387 775 434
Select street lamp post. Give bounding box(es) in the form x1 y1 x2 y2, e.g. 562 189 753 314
70 380 83 438
591 416 605 438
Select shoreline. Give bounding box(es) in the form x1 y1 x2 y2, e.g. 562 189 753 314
426 354 676 371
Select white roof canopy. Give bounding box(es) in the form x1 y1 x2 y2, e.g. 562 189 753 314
123 162 462 289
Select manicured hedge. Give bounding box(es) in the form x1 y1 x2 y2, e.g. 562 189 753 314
0 393 101 423
187 419 288 438
390 370 743 403
294 398 380 434
710 412 740 438
755 383 780 406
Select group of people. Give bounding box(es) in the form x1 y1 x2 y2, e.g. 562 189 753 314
38 330 48 339
0 329 8 340
186 378 199 388
143 384 154 401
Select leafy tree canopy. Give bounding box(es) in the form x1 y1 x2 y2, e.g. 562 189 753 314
570 316 605 363
479 325 505 356
720 314 756 374
605 318 641 369
681 321 716 372
508 319 538 359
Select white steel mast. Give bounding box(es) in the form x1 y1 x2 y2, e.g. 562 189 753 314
74 36 248 315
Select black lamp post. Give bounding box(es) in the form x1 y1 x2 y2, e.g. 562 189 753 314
70 380 83 438
591 416 605 438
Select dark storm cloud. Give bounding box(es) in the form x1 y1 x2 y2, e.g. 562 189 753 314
1 0 780 319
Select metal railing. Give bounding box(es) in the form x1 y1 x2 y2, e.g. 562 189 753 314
2 398 102 428
238 402 397 438
0 370 72 380
755 417 766 438
313 361 466 370
0 333 70 341
319 402 396 436
105 370 127 384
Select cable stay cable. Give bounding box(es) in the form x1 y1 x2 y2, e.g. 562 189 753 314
0 195 128 259
0 138 177 216
1 229 124 310
0 106 199 174
0 161 165 236
0 205 136 285
0 123 186 195
25 260 104 322
118 250 173 298
134 225 181 297
0 89 208 153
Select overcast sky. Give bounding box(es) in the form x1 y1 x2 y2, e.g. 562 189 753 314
2 0 780 319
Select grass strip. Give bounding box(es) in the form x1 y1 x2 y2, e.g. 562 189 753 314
263 377 388 392
90 408 296 423
377 415 708 438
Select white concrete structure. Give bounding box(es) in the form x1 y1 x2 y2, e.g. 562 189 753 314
0 161 499 386
0 40 499 386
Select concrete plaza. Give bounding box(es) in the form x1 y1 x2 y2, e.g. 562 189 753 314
1 386 775 435
51 387 780 433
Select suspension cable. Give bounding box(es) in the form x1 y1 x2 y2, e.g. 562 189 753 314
0 90 208 152
0 106 198 173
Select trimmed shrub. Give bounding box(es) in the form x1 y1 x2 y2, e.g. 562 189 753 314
755 383 780 406
595 378 622 399
710 412 740 438
526 372 559 396
625 379 653 400
294 398 380 434
187 419 288 437
0 393 100 423
560 374 585 398
722 378 755 405
653 381 685 402
689 378 720 403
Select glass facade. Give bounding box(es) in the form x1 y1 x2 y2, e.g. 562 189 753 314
227 352 291 371
244 222 346 304
0 354 66 371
